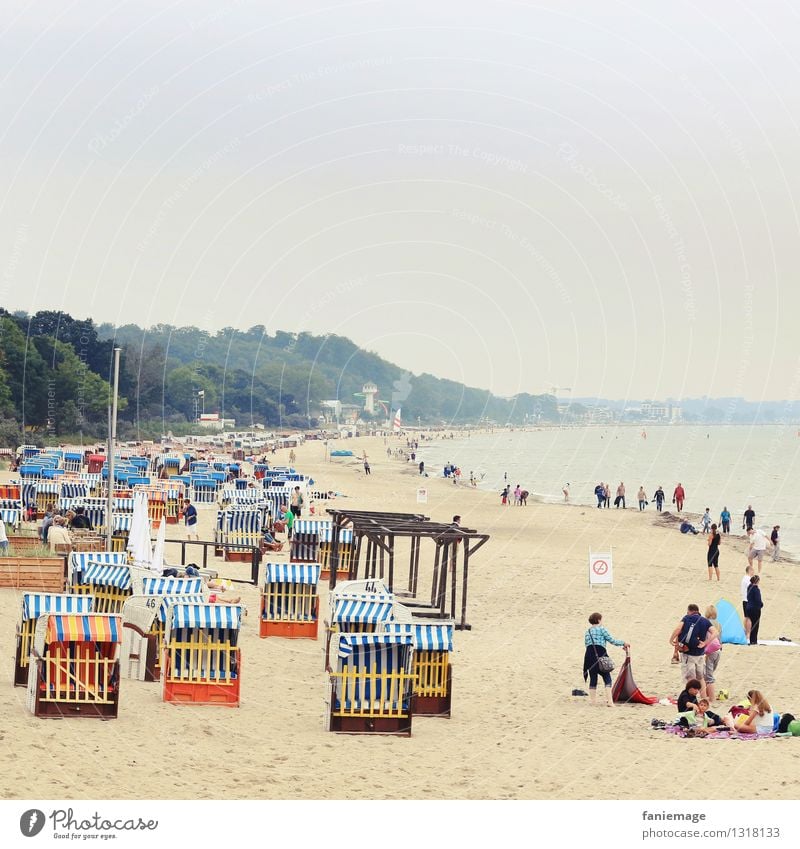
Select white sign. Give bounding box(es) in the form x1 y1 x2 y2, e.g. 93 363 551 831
416 488 428 504
589 550 613 587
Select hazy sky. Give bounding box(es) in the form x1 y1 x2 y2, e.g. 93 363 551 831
2 0 800 401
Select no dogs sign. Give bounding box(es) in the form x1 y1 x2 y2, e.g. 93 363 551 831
589 550 613 587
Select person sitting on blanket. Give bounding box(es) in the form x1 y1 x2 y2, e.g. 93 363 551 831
722 690 775 736
690 699 725 735
677 679 702 716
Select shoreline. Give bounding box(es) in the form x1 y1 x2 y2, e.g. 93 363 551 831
2 435 800 801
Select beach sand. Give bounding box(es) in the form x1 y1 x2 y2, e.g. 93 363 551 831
2 436 799 800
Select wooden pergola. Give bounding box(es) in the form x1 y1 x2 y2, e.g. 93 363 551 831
326 509 490 630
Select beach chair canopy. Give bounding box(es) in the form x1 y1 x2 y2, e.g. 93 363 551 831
331 578 393 601
22 593 93 622
336 631 414 659
168 603 243 631
157 594 207 623
80 563 132 590
69 551 129 582
43 613 121 645
264 562 320 585
334 598 394 626
141 576 204 595
384 621 453 652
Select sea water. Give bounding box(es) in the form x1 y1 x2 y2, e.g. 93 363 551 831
418 424 800 553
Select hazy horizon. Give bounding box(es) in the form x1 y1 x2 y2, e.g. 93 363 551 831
3 1 800 403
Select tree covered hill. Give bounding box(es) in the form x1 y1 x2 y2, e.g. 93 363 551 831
0 309 557 438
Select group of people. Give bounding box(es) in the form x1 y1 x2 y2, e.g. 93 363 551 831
593 482 685 511
501 484 529 505
584 602 783 734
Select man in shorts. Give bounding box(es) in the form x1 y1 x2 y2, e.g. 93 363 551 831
747 527 769 574
669 604 713 685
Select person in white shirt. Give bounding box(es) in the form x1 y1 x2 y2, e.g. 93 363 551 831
0 518 8 553
741 563 754 640
747 527 770 574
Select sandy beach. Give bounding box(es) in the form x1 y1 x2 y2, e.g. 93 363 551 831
2 435 800 801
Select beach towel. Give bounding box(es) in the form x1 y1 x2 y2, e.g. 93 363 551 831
612 653 658 705
715 598 747 645
662 725 774 740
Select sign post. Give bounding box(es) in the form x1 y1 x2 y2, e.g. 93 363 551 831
416 487 428 504
589 549 613 589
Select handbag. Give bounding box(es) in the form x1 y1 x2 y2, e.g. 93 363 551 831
590 636 615 672
676 621 696 653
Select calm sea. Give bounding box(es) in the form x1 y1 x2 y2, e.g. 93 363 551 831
417 424 800 552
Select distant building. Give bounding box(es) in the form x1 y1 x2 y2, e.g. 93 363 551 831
197 413 235 429
320 400 342 422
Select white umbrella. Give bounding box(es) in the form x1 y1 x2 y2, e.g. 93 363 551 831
150 516 167 573
127 491 152 568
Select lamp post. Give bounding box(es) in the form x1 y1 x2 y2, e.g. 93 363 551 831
106 347 121 549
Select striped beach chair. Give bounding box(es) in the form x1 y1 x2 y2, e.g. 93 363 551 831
61 481 89 500
26 612 122 719
14 593 94 686
139 576 204 596
120 593 206 682
63 453 84 474
70 563 133 613
383 620 454 717
326 632 415 735
221 508 262 562
319 526 355 580
162 602 243 706
260 562 320 639
1 507 21 530
68 551 129 585
290 519 321 563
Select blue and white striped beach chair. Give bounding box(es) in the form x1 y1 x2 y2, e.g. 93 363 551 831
260 562 320 639
327 632 415 735
162 602 243 705
70 562 133 613
383 619 454 717
14 593 93 686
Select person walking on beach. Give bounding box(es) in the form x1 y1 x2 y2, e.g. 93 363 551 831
771 525 780 561
720 506 731 534
583 612 629 707
182 499 198 541
669 604 713 687
637 486 647 511
743 505 756 531
745 575 764 645
563 483 570 502
594 483 605 508
615 482 626 509
419 461 424 475
652 486 665 512
363 459 371 475
707 523 721 581
673 483 686 511
603 482 611 508
741 563 754 640
501 486 509 506
700 508 712 534
747 527 769 574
